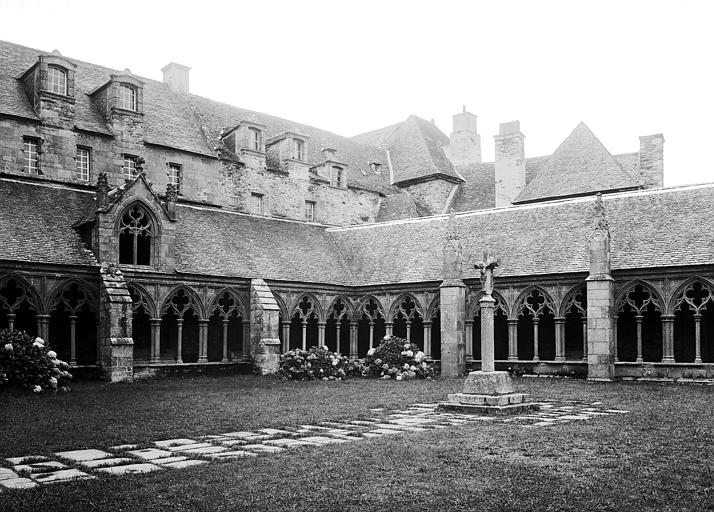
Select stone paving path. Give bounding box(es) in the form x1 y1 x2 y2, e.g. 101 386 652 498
0 399 629 491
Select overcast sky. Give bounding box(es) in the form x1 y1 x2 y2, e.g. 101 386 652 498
2 0 712 186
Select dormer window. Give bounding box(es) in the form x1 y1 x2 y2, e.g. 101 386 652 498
369 162 382 174
249 128 262 151
331 166 344 188
294 139 305 161
118 84 137 111
47 66 67 95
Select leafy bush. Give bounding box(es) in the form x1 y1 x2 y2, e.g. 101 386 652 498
363 336 436 380
0 329 72 393
279 345 363 381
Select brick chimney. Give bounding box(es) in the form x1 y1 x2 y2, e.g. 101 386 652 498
494 121 525 208
638 134 664 188
161 62 190 93
447 106 481 166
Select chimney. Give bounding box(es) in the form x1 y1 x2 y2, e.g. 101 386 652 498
638 134 664 188
494 121 525 207
447 106 481 166
161 62 191 93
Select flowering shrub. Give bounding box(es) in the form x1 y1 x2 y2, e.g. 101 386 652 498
279 345 362 381
0 329 72 393
363 336 436 380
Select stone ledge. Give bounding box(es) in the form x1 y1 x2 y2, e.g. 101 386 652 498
446 392 527 406
437 401 540 415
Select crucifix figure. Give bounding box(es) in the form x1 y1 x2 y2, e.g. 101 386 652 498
474 251 500 297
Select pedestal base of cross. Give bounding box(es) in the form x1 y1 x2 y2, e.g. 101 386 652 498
438 370 540 414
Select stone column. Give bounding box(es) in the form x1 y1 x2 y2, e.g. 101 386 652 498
385 321 393 337
479 295 496 372
7 313 15 331
532 317 540 363
69 315 77 366
250 279 281 374
554 317 565 361
221 318 229 363
694 314 703 364
635 314 644 363
507 319 518 361
614 315 619 362
582 317 588 361
586 194 615 381
280 321 290 353
318 322 326 347
242 323 250 358
150 318 161 363
350 321 358 358
406 320 412 341
440 233 466 377
661 315 675 363
368 320 374 349
336 322 342 354
198 319 209 363
465 319 474 360
175 318 184 364
301 320 307 350
424 321 432 357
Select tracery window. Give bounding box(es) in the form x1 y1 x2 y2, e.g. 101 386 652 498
119 205 153 266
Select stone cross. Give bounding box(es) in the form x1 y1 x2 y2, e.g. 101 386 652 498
474 252 500 372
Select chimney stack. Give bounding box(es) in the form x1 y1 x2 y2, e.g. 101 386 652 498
161 62 191 93
638 134 664 188
494 121 525 208
446 107 481 166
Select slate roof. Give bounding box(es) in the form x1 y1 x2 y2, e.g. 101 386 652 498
0 179 97 267
352 115 462 184
515 122 641 203
187 95 394 195
376 193 433 222
330 185 714 285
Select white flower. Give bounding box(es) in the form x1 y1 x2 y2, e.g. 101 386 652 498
3 343 12 352
367 348 376 356
404 343 410 349
414 351 425 362
48 377 58 388
405 350 414 357
400 351 407 356
410 365 417 371
383 336 390 341
396 375 403 381
33 385 42 393
47 350 57 359
34 337 45 347
403 363 410 370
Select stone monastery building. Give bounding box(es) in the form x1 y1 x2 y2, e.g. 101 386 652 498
0 40 712 382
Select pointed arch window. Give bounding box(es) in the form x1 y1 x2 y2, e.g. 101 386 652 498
119 204 154 266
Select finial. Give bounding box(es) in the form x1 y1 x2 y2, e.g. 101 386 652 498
593 192 609 231
446 209 459 241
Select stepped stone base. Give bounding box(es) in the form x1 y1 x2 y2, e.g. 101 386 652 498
437 370 540 414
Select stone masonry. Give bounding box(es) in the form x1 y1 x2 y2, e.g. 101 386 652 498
439 231 466 376
98 263 133 382
250 279 281 375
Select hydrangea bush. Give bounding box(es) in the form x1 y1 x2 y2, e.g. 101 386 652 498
363 335 436 380
278 345 363 381
0 329 72 393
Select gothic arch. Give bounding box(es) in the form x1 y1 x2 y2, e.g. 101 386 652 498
160 284 205 318
387 292 424 321
0 273 43 315
326 295 355 321
559 283 587 318
208 288 247 319
616 279 665 315
426 295 440 321
354 295 386 322
290 292 325 322
126 282 157 318
272 291 290 320
667 276 714 315
47 278 98 313
513 285 555 319
116 199 162 267
468 290 509 318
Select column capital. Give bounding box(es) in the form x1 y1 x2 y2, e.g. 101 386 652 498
554 316 566 324
464 319 473 326
198 318 210 325
424 320 433 327
661 314 675 321
507 318 518 326
317 321 326 327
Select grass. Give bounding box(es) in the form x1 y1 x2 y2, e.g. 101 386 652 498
0 375 712 511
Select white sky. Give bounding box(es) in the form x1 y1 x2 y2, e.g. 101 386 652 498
2 0 712 186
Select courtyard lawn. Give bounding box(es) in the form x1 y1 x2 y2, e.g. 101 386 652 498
0 376 712 512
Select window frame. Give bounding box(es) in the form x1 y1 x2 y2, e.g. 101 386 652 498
47 65 68 95
294 139 305 161
249 128 262 151
75 146 91 181
331 166 344 188
251 193 264 215
168 162 182 195
305 200 316 222
23 137 39 175
118 203 154 267
118 83 137 111
122 154 139 179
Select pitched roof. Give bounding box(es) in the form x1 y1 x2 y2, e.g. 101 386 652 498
352 115 462 184
330 184 714 285
0 178 97 267
450 163 496 212
515 122 641 203
376 193 433 222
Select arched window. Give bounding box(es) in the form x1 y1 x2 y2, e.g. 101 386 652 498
47 65 68 95
119 204 153 266
118 83 137 111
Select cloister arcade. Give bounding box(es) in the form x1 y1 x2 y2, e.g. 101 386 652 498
1 272 712 373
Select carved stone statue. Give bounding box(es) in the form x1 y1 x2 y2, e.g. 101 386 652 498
474 251 500 296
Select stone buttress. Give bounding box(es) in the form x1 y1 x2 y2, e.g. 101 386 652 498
98 263 134 382
439 222 466 376
250 279 281 374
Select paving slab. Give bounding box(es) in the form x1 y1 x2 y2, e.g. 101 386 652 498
5 455 49 465
369 428 406 435
31 469 94 484
0 477 38 490
299 425 329 430
162 460 209 469
0 469 18 481
179 446 228 456
152 456 188 465
127 448 173 461
264 438 318 448
299 436 347 445
110 444 139 451
154 439 198 448
79 458 134 469
97 464 162 475
558 415 591 420
219 439 247 447
55 449 112 462
14 461 66 473
205 451 258 459
241 444 285 453
605 409 630 414
168 443 213 452
259 428 295 436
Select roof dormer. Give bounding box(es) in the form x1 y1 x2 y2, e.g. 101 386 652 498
221 120 268 155
90 69 144 119
19 50 77 123
265 130 311 178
